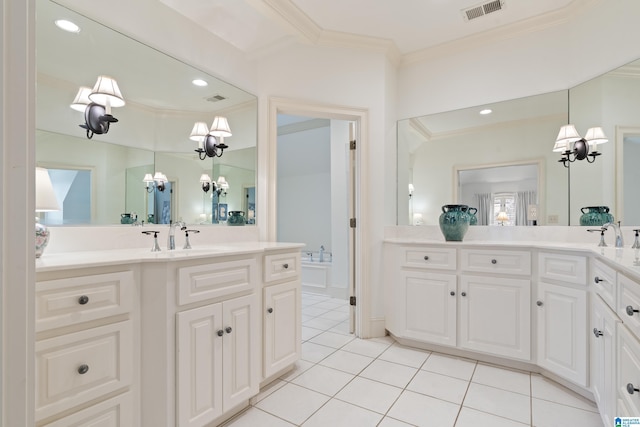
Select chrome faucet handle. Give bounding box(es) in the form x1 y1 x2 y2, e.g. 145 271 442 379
632 229 640 249
587 228 607 247
183 229 200 249
142 230 161 252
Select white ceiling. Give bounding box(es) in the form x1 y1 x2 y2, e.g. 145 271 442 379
158 0 577 60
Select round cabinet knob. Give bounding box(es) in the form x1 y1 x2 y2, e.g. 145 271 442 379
423 256 429 261
78 295 89 305
536 300 544 307
626 305 640 316
217 330 224 337
593 328 603 337
225 327 232 334
283 263 289 269
627 383 640 395
267 308 273 313
594 276 604 284
77 364 89 375
461 292 467 297
450 291 455 296
491 259 497 264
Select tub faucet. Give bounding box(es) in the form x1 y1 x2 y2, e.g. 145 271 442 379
319 245 325 262
168 220 186 250
603 221 624 248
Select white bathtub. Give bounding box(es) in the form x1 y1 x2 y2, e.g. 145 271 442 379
301 259 333 294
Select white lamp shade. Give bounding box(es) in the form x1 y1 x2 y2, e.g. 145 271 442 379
584 127 608 146
88 75 125 107
153 172 167 183
36 167 61 211
408 183 414 194
210 116 232 137
70 86 92 112
554 124 581 151
200 174 211 183
190 122 210 141
143 173 154 183
497 211 509 222
216 176 229 189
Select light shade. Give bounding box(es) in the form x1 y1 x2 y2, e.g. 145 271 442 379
584 127 608 146
36 167 61 212
143 173 154 184
408 183 415 194
200 174 211 183
210 116 232 137
554 124 581 151
217 176 229 189
497 211 509 222
88 75 125 107
70 86 92 112
190 122 210 141
153 172 167 183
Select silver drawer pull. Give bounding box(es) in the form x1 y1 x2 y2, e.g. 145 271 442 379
593 328 603 337
423 256 429 261
627 383 640 395
225 327 232 334
536 300 543 307
594 276 606 284
626 305 640 316
450 291 455 296
491 259 497 264
217 330 224 337
461 292 467 297
78 295 89 305
77 364 89 375
283 263 289 269
267 307 273 313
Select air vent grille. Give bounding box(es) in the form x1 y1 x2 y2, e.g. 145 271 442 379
206 94 226 103
462 0 504 21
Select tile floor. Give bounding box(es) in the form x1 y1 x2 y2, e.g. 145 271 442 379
223 293 604 427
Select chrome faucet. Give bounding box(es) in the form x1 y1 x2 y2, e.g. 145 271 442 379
603 221 624 248
319 245 325 263
168 220 186 250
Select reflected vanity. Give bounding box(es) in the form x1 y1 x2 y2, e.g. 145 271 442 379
35 0 257 226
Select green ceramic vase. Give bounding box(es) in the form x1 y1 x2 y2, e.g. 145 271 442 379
579 206 614 226
439 205 470 241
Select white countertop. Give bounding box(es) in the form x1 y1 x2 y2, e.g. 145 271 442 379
36 241 305 273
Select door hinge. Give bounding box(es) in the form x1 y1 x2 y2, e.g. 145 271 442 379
350 218 356 228
350 140 356 150
349 296 356 306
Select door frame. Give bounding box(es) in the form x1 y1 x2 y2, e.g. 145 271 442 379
265 97 370 338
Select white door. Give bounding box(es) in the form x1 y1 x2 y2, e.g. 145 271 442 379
459 275 531 360
176 303 224 427
536 281 587 386
399 270 456 346
222 294 259 410
264 281 301 378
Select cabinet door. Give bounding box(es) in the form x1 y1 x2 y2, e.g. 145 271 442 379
618 325 640 416
398 271 456 346
536 281 587 386
264 281 301 379
590 294 618 426
222 294 259 411
459 275 531 360
176 303 224 427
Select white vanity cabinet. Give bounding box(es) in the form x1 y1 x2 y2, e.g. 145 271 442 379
262 251 301 381
536 251 588 387
617 273 640 416
35 268 137 426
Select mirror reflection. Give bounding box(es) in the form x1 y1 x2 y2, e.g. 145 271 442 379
398 91 568 226
35 0 258 226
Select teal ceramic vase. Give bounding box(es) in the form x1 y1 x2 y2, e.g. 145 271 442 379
579 206 614 226
228 210 246 226
467 207 478 225
439 205 471 241
120 213 133 224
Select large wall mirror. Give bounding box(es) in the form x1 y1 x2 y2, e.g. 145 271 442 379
36 0 257 226
398 58 640 227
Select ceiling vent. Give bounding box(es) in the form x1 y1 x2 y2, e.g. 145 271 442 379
206 94 226 103
462 0 504 21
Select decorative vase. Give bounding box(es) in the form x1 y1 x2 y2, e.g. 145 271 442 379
35 219 50 258
439 205 470 241
579 206 614 226
227 210 245 226
121 213 133 224
467 207 478 225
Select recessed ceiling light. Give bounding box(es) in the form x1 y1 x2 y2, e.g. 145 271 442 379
192 79 208 87
479 109 492 115
54 19 80 33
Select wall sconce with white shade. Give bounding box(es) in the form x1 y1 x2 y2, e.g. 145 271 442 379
215 176 229 197
143 172 167 193
200 174 229 197
554 125 608 167
200 174 212 193
35 167 61 258
71 75 125 139
190 116 231 160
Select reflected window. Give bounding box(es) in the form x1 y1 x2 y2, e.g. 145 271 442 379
492 193 516 226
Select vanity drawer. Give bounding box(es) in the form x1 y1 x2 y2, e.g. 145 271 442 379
35 320 133 421
460 249 530 276
538 252 587 285
617 325 640 416
264 251 300 284
400 246 456 271
40 392 133 427
178 258 257 306
36 271 134 332
618 274 640 340
592 258 616 308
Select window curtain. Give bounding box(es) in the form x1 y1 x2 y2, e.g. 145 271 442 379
474 193 492 225
516 191 537 225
